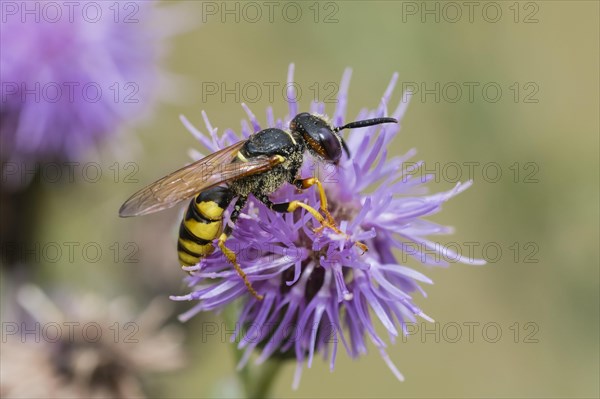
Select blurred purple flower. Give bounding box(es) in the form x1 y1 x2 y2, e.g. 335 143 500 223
0 1 188 186
171 64 485 388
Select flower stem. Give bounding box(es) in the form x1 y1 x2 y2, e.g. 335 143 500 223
248 356 283 399
223 304 283 398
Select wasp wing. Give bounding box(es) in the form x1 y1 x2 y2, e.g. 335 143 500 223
119 140 283 217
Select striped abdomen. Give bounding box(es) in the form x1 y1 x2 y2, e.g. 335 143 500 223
177 187 235 267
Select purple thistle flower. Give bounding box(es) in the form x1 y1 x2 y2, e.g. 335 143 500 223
0 1 187 186
171 64 485 388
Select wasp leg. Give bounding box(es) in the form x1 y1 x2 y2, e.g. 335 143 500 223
293 177 337 228
294 177 368 253
256 193 368 253
217 195 264 301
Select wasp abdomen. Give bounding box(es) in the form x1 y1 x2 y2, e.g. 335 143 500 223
177 186 235 267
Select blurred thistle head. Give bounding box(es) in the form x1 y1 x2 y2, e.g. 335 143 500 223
171 64 485 388
1 285 184 398
0 1 191 188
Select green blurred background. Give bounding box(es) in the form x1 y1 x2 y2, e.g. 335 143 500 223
5 1 599 398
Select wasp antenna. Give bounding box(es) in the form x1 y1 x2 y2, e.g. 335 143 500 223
341 138 351 159
333 117 397 132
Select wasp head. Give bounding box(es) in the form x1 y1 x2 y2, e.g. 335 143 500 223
290 112 399 165
290 113 346 164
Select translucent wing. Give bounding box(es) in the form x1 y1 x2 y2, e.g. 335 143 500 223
119 140 283 217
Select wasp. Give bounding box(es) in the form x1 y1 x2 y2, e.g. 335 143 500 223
119 112 397 300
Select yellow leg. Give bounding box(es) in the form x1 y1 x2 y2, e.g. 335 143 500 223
286 200 368 254
218 233 264 301
287 200 338 232
261 179 368 253
297 177 369 252
297 177 336 226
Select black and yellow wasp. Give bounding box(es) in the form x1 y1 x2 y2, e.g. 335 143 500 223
119 112 397 300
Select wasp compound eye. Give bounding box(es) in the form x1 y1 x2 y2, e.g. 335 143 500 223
316 127 342 163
